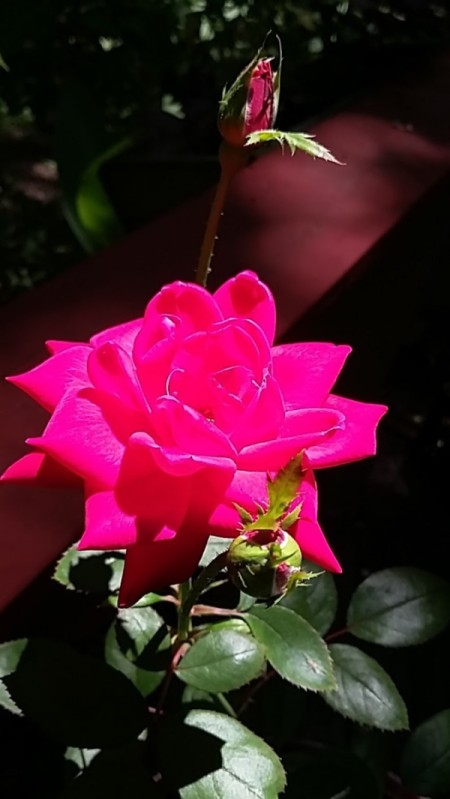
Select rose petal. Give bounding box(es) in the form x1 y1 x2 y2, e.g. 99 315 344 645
305 395 387 468
80 488 141 549
230 372 285 451
272 343 352 409
135 334 178 404
115 433 192 524
207 469 268 536
287 471 342 572
118 530 207 607
153 397 237 460
214 271 276 345
79 487 178 551
117 443 235 604
151 281 222 330
294 518 342 573
7 345 91 412
185 453 236 531
46 339 88 354
167 367 244 435
238 408 344 470
172 320 267 380
245 61 275 133
0 452 81 487
90 318 143 353
134 282 222 361
297 469 318 521
27 388 125 488
88 342 145 409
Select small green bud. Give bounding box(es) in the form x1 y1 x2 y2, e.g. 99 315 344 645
226 528 302 599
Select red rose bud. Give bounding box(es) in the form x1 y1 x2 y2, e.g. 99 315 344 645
245 60 275 134
218 40 280 147
226 528 302 599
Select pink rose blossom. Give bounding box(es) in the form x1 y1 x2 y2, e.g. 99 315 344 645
2 271 386 606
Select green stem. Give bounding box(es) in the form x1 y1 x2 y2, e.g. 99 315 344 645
177 579 192 640
177 552 228 640
195 143 248 287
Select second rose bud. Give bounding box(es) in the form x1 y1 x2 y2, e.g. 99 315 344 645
218 37 281 147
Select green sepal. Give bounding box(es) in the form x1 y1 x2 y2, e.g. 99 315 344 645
272 35 283 122
267 452 303 519
219 33 270 118
242 452 304 534
280 504 301 530
233 502 254 524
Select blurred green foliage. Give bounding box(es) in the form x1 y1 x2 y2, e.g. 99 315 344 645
0 0 448 300
1 0 449 141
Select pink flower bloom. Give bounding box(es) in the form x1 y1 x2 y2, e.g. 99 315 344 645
2 272 386 606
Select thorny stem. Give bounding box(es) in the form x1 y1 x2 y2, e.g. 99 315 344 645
324 626 349 643
191 604 245 618
195 142 249 287
156 640 189 716
177 579 192 640
156 554 229 715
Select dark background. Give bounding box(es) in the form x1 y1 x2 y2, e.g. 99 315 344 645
1 3 450 797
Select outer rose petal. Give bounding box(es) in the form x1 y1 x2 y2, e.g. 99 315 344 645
87 342 145 409
123 431 235 478
214 271 276 345
245 60 275 133
79 488 178 551
118 531 207 607
238 408 344 470
90 318 143 353
46 339 88 354
27 388 125 488
295 518 342 573
207 469 268 536
305 395 387 468
7 345 91 412
0 452 81 487
118 449 235 605
272 343 352 409
114 433 193 523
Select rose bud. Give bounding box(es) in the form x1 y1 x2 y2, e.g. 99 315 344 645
226 528 302 599
218 41 280 147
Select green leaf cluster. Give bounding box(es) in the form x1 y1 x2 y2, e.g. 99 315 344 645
4 544 450 797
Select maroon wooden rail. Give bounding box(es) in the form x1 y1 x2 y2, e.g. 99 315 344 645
1 53 450 613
